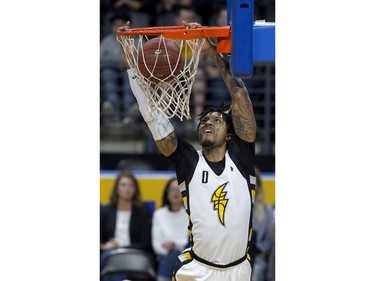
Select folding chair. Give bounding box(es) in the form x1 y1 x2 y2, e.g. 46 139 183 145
101 248 156 281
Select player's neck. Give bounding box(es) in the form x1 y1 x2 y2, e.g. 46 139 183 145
203 146 226 162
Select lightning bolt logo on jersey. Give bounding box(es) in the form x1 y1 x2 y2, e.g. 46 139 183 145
211 182 229 226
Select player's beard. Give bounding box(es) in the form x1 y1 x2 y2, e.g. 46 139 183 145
201 139 215 147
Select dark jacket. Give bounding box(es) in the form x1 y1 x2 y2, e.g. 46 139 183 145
100 202 153 253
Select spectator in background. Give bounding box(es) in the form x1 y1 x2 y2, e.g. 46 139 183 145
254 0 275 22
209 5 228 26
100 12 136 125
201 6 232 108
107 0 156 27
211 0 227 18
156 4 206 123
100 170 153 281
152 177 189 281
100 13 134 122
160 5 206 120
191 0 213 26
160 0 177 12
155 0 177 24
156 1 202 27
251 167 275 281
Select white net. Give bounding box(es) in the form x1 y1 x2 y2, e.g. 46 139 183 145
117 34 205 120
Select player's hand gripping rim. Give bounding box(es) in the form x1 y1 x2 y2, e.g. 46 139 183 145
182 20 201 29
117 21 137 68
182 20 215 52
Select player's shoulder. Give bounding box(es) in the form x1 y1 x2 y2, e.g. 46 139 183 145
178 137 197 150
169 137 197 158
228 134 255 162
229 134 254 149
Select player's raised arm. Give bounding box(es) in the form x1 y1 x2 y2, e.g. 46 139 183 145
203 40 257 143
119 21 178 157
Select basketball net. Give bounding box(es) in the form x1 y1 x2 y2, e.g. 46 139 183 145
117 34 206 120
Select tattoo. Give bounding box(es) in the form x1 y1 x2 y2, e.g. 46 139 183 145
209 49 230 76
156 132 178 156
165 133 178 146
231 100 257 142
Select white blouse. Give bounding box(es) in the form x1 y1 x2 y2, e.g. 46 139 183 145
152 206 189 256
114 210 131 247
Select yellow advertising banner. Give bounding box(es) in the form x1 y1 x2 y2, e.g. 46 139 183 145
100 171 275 210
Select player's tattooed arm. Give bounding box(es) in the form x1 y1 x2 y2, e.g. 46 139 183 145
205 45 257 143
156 131 178 157
230 87 257 143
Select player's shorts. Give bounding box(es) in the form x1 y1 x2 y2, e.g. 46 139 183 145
173 249 252 281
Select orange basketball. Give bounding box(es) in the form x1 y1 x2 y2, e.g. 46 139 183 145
137 37 183 83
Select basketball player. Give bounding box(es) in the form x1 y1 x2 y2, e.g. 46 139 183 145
120 21 257 281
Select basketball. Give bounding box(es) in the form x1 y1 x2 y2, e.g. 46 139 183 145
137 37 183 83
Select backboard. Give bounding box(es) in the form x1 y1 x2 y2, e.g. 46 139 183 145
228 0 275 78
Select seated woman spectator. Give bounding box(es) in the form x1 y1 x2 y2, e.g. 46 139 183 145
100 170 153 281
152 177 189 281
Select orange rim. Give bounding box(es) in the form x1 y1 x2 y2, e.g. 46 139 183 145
117 25 231 40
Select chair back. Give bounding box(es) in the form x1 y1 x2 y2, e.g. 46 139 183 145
101 248 156 281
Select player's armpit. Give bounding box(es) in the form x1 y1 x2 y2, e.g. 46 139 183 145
156 131 178 157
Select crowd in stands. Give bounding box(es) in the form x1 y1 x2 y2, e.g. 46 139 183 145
100 169 275 281
100 0 275 127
